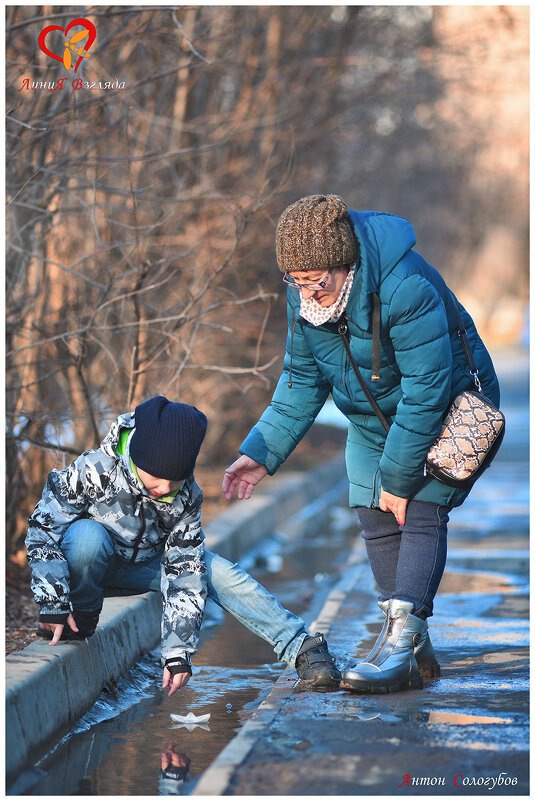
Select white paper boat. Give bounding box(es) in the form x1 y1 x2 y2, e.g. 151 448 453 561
170 711 211 730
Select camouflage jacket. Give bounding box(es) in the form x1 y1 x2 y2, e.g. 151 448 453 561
25 412 206 664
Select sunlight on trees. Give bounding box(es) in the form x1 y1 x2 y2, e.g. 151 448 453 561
5 6 528 553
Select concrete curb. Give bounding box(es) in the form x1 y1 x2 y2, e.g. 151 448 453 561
6 455 347 785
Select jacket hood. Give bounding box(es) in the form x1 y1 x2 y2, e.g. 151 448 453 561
348 210 416 330
100 411 135 460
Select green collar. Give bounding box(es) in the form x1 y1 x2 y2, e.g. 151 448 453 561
115 428 181 502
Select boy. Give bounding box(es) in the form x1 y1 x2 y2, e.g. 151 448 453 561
26 396 340 696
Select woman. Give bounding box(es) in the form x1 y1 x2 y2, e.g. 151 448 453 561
222 194 500 694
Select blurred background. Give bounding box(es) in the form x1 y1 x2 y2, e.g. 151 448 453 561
6 5 529 559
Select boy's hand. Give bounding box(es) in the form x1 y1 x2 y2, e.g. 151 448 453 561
222 456 268 500
161 741 190 771
40 613 79 645
162 667 191 697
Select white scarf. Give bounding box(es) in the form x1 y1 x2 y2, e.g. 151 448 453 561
299 264 356 326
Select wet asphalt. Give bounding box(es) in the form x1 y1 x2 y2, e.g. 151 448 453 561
193 351 529 796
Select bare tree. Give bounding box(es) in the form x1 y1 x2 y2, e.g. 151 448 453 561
6 6 528 555
6 6 283 551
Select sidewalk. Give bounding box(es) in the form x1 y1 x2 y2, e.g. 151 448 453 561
192 350 529 796
193 527 528 795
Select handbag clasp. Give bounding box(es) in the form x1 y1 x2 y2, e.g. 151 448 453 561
470 369 483 393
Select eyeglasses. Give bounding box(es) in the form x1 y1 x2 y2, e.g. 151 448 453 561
282 268 334 291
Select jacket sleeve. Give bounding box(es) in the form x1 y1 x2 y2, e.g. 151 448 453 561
239 298 332 473
379 273 453 498
160 479 207 665
25 454 94 616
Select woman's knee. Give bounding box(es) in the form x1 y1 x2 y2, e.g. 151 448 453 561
404 502 450 539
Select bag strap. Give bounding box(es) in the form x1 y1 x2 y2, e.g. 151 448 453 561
337 314 391 433
338 294 483 435
451 295 483 392
371 291 381 381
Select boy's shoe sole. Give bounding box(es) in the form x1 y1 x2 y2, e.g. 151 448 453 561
298 669 342 690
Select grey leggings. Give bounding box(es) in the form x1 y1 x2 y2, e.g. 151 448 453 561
356 501 450 618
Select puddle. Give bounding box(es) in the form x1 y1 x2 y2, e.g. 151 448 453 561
12 512 356 796
426 711 512 725
438 570 520 596
331 710 513 725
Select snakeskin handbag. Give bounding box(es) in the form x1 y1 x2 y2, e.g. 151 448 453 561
338 298 505 491
425 388 505 487
424 301 505 488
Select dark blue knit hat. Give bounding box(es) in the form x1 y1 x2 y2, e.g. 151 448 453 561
130 396 207 481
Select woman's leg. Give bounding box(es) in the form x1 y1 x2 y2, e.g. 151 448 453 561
356 507 401 604
394 501 449 618
343 501 449 692
356 501 449 617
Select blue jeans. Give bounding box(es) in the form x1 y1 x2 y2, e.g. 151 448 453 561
356 501 450 618
60 519 308 666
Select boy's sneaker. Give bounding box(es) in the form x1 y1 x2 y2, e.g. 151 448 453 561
295 633 341 689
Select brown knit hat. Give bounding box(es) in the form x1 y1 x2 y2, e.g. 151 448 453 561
276 194 358 273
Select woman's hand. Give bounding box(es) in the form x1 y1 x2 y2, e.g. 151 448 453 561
379 489 408 526
222 456 268 500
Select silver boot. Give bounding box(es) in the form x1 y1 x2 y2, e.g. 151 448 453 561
341 600 424 693
375 600 440 678
415 621 440 678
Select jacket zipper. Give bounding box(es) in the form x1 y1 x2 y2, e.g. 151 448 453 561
343 349 351 397
130 500 146 563
288 308 296 388
371 467 382 509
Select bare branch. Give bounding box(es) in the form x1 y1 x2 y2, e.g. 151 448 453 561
7 292 278 357
172 9 213 64
6 115 47 132
6 434 81 456
195 356 279 375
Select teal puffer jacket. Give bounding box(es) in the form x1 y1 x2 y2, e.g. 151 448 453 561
240 210 500 509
